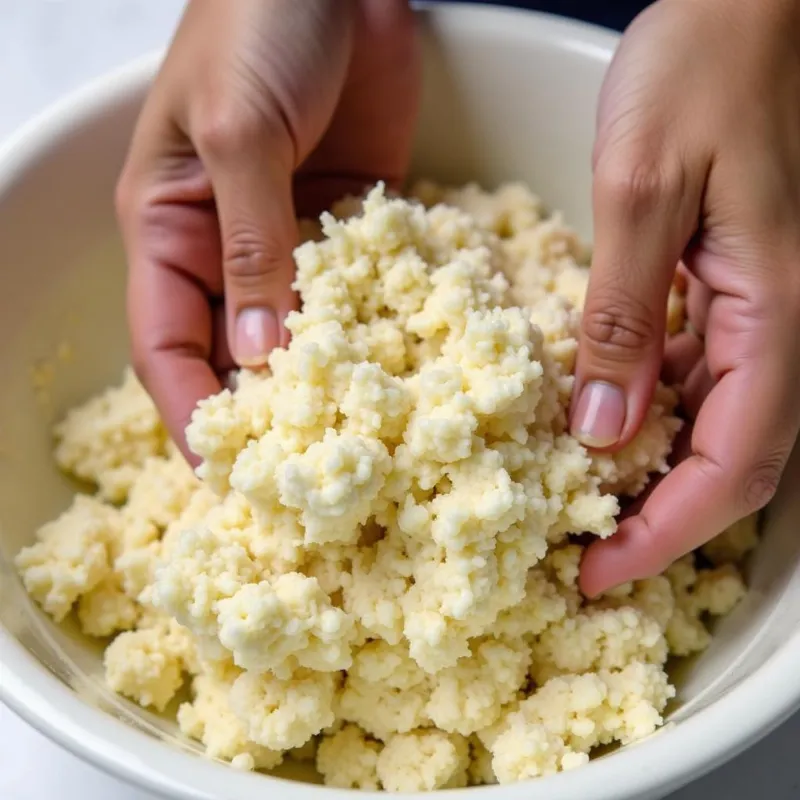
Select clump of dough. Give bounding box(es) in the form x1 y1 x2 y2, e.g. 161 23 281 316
177 669 284 771
316 724 382 790
377 730 470 792
15 495 120 621
337 640 432 740
77 576 140 637
228 669 337 750
486 662 675 782
530 607 667 684
53 368 166 501
104 616 195 711
702 514 760 565
154 528 356 675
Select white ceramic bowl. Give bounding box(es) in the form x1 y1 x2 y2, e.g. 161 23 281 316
1 5 800 800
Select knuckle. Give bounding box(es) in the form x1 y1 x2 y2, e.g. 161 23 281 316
594 153 678 215
194 88 294 164
581 294 657 361
743 457 784 511
633 518 670 579
224 231 285 283
693 451 725 483
195 104 264 159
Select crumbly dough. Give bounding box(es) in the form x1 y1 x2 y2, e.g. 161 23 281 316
701 513 760 565
16 495 121 621
53 367 167 501
176 668 284 771
317 724 382 790
104 615 195 712
16 181 755 790
483 662 676 782
377 730 470 792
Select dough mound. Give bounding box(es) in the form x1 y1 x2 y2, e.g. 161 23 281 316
17 182 755 791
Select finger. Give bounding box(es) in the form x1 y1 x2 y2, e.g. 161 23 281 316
296 0 420 219
685 269 712 338
681 355 715 421
667 421 695 467
571 151 705 451
195 108 300 369
662 331 704 385
615 423 694 525
581 353 799 597
118 161 225 463
674 262 689 294
128 256 220 466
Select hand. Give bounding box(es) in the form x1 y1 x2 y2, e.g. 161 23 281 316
572 0 800 595
116 0 420 460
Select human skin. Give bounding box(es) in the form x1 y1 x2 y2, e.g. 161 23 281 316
572 0 800 595
116 0 420 444
117 0 800 595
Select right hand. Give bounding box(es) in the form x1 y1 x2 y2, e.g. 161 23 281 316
116 0 420 460
572 0 800 596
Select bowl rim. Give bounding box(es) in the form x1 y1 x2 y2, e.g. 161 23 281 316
2 3 800 799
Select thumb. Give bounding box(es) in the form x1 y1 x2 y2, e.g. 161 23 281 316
571 152 703 450
197 110 300 368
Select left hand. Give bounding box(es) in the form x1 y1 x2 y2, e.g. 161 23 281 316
572 0 800 595
117 0 420 459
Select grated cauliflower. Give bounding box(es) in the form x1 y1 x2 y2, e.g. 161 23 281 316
16 181 757 790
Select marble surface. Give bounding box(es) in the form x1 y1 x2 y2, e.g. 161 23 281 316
1 2 799 798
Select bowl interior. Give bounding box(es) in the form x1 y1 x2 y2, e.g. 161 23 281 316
1 5 800 799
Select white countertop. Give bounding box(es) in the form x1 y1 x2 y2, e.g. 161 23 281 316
1 2 799 798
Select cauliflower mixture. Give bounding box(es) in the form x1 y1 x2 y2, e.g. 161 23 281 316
16 182 757 791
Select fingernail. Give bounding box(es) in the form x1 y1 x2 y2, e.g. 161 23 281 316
235 307 279 367
571 380 626 448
